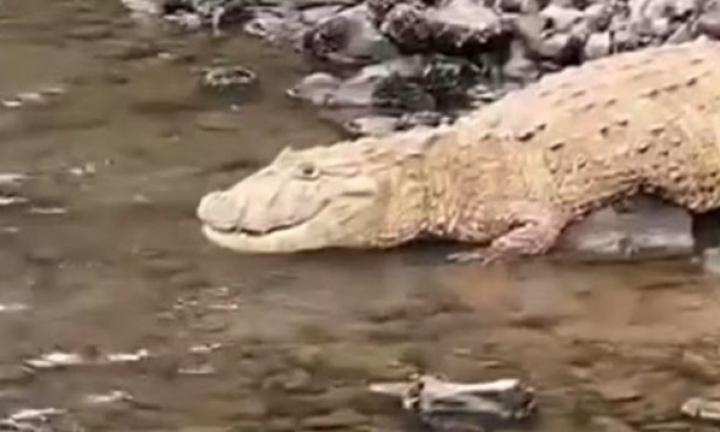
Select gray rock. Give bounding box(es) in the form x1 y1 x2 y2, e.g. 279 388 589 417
286 72 341 105
302 3 400 66
555 196 695 262
540 3 584 32
583 31 612 59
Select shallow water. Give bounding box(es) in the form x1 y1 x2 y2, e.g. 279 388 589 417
2 1 720 431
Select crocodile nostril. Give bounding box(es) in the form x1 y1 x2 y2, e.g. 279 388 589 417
197 191 243 231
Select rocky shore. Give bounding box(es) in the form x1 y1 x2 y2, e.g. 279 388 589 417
124 0 720 136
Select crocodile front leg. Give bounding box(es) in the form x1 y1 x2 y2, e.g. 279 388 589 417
446 201 569 265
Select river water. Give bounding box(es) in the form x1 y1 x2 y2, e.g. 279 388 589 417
2 1 720 431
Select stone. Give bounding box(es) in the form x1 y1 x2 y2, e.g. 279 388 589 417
555 196 695 262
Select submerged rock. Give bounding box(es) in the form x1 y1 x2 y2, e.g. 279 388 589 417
555 196 695 262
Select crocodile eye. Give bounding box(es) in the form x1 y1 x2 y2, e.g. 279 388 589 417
297 162 320 180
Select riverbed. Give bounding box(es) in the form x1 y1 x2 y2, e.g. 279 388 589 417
1 0 720 431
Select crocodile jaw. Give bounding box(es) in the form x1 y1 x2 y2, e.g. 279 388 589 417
200 222 326 253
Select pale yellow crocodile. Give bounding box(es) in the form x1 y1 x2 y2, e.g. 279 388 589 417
196 39 720 264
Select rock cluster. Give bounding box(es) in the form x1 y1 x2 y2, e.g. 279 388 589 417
154 0 720 135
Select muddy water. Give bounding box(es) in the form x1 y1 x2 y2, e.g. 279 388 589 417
2 1 720 431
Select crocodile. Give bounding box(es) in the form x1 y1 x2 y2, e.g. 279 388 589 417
196 39 720 264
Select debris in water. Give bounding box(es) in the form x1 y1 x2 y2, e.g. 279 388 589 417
189 342 223 354
25 348 151 370
25 351 84 369
0 197 28 207
0 85 66 110
200 65 257 91
681 397 720 422
106 349 150 363
27 207 68 215
0 174 28 185
178 364 216 375
0 303 28 313
370 374 536 430
82 390 134 405
0 99 22 109
206 303 239 310
0 407 66 431
68 163 96 177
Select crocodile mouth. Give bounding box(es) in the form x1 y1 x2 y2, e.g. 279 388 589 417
201 220 319 253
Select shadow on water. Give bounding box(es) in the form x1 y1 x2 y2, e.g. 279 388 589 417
0 0 720 431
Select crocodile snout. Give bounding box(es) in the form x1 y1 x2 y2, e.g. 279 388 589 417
197 191 243 232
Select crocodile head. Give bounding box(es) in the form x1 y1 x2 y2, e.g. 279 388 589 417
196 128 443 253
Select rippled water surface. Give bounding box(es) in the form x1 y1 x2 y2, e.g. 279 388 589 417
3 1 720 431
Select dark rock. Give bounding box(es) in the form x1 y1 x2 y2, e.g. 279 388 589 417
696 12 720 39
302 4 400 66
377 0 510 56
555 196 695 262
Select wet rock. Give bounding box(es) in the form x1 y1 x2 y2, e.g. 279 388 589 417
287 72 341 105
584 3 614 31
541 3 584 32
584 31 612 59
302 3 400 66
343 114 400 136
696 11 720 39
326 56 426 107
378 0 509 55
555 196 695 262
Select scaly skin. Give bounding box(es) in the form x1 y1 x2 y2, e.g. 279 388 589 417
197 39 720 264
